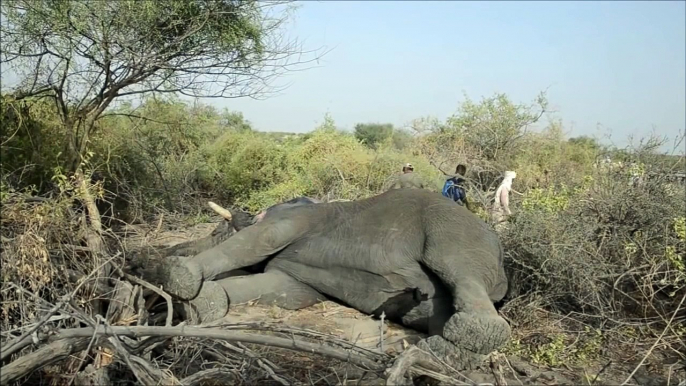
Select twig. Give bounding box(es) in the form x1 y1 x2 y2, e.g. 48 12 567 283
180 368 237 385
122 271 174 327
231 341 290 385
590 360 612 385
202 320 386 358
0 315 72 336
66 324 101 386
385 346 443 385
379 311 386 354
490 352 507 386
145 213 165 240
95 315 146 385
0 254 120 361
621 292 686 386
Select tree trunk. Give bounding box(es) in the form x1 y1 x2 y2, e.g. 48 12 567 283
75 169 110 316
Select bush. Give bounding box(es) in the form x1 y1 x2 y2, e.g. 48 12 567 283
503 170 686 324
0 172 103 333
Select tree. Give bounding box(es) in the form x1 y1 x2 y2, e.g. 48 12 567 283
1 0 323 303
221 110 253 132
1 0 323 173
446 91 548 161
568 136 602 152
354 123 394 149
389 128 413 150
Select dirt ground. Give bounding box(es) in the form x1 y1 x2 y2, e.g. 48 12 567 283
122 218 685 386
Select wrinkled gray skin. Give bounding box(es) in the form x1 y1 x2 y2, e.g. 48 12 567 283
155 196 322 260
134 189 510 370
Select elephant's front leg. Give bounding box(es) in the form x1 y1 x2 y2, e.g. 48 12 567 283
137 219 302 301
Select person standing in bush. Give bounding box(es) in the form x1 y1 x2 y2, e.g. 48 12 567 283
492 171 517 224
442 164 470 207
389 163 425 189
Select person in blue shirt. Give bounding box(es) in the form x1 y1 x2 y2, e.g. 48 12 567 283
442 164 469 207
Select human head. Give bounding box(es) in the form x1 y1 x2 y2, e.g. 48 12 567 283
455 164 467 176
402 163 414 173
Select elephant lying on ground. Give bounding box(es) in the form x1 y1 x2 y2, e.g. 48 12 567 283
132 188 510 370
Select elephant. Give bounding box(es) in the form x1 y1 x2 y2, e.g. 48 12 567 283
131 188 510 370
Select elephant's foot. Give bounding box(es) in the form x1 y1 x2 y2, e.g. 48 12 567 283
442 312 511 355
413 312 511 370
416 335 485 370
136 256 203 300
179 281 229 324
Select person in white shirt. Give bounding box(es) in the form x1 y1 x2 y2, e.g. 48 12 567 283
493 171 517 224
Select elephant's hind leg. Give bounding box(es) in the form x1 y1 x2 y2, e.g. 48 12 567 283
416 286 511 370
216 269 325 310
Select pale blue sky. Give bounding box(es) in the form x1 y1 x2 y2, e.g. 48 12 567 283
215 0 685 151
1 1 684 151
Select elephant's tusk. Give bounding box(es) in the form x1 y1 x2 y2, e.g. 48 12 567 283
208 201 232 221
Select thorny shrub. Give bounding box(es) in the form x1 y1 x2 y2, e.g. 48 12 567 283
501 167 686 348
0 170 103 340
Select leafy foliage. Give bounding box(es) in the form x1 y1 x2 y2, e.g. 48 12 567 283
1 0 320 172
354 123 394 149
445 91 548 161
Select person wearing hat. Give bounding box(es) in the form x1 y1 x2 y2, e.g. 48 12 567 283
389 163 425 190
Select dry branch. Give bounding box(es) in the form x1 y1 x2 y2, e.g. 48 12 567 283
179 368 237 385
621 292 686 386
75 171 112 315
384 346 443 385
489 352 508 386
1 322 484 385
0 337 91 385
1 254 119 362
121 272 174 327
226 341 290 385
48 325 386 371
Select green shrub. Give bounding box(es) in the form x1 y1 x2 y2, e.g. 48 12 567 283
503 171 686 322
